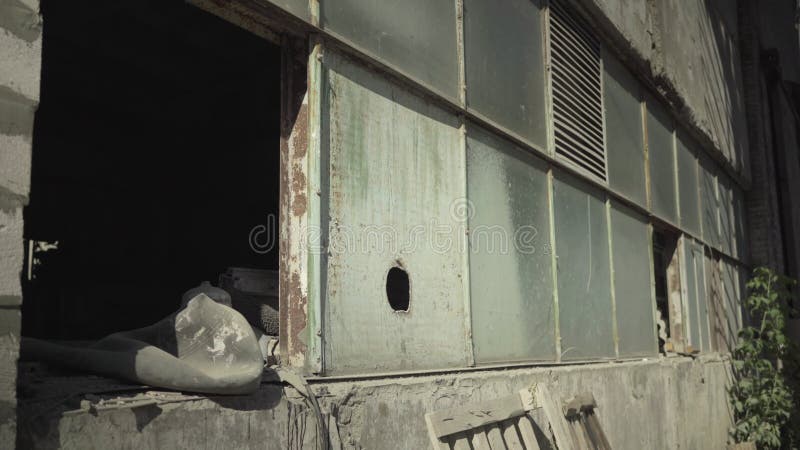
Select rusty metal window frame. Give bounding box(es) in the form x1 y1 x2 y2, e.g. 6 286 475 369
190 0 752 375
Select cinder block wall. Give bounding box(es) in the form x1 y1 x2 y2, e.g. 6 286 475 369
0 0 42 446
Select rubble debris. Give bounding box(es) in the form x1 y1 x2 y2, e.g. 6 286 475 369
220 267 279 335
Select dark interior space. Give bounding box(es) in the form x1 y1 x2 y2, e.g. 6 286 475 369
652 229 675 353
386 267 410 312
22 0 281 340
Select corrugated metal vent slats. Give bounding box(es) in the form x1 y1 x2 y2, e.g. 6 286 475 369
549 0 607 181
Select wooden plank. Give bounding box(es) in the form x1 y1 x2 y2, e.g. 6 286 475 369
425 412 450 450
538 387 574 450
486 424 506 450
515 415 542 450
427 394 526 438
470 430 492 450
585 411 612 450
450 432 472 450
501 419 525 450
567 418 589 449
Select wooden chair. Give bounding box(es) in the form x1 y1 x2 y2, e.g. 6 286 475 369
425 385 611 450
562 393 612 450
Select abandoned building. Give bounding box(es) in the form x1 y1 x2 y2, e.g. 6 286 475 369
2 0 800 448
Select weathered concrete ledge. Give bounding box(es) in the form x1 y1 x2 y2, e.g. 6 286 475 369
18 356 733 449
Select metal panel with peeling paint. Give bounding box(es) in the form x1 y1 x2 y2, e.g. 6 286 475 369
322 51 469 374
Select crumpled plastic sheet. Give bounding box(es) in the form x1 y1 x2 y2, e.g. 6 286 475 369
22 294 264 395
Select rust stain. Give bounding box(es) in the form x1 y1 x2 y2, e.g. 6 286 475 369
278 45 310 365
288 95 309 218
287 271 309 358
292 192 308 218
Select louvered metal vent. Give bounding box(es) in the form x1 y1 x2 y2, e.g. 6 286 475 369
548 0 607 181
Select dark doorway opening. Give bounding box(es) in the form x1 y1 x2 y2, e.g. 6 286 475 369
22 0 282 339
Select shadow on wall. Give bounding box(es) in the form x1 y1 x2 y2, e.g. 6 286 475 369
698 0 748 172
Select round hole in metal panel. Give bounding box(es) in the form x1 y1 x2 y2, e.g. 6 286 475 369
386 267 410 312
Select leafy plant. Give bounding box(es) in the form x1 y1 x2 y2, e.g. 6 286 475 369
730 267 795 449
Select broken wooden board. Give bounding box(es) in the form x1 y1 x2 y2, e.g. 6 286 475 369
425 385 547 449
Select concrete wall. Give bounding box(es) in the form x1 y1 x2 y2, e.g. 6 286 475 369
17 357 734 449
577 0 750 181
0 0 41 447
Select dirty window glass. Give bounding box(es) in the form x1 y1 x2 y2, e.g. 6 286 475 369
467 124 556 363
553 171 615 360
464 0 547 150
739 265 751 324
321 0 459 101
677 131 701 236
604 54 646 206
698 246 714 351
721 259 742 350
267 0 310 22
733 187 747 260
718 175 735 256
611 202 656 357
700 155 720 249
647 99 677 224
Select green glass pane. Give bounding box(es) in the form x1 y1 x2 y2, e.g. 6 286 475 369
677 131 701 236
467 124 555 363
611 202 656 356
718 176 735 256
700 155 720 248
553 171 615 359
647 100 677 223
464 0 546 149
739 266 751 325
733 187 747 260
722 260 741 349
321 0 459 101
604 54 646 206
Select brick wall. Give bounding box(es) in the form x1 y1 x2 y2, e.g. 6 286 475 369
0 0 41 446
738 0 785 272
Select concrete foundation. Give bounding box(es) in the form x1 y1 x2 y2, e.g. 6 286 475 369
18 356 734 449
